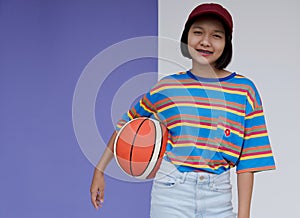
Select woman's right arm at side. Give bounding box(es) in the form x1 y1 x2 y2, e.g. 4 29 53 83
90 130 118 210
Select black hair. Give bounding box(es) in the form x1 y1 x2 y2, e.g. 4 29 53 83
180 14 232 70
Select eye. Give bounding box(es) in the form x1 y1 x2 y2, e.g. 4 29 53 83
213 34 222 39
194 31 202 35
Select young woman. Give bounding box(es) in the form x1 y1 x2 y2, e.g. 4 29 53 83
90 3 276 218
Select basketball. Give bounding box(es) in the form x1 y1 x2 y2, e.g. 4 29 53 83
114 117 168 179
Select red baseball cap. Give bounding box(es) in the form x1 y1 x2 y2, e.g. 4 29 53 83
185 3 233 34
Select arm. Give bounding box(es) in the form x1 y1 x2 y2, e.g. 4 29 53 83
90 130 117 210
237 172 254 218
89 84 158 209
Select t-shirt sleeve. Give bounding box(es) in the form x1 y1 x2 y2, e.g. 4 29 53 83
236 83 276 174
115 89 157 132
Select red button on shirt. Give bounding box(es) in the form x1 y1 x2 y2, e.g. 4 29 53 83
225 129 231 137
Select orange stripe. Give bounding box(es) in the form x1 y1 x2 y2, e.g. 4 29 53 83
237 165 276 174
242 145 271 153
171 134 217 144
170 159 230 170
165 114 215 123
215 138 241 151
140 101 154 113
130 107 141 118
245 130 268 138
168 154 228 164
245 125 266 132
156 96 245 109
151 83 249 96
218 117 244 130
143 97 155 111
222 81 255 95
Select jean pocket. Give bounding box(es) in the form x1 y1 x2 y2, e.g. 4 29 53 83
211 174 232 193
153 171 177 189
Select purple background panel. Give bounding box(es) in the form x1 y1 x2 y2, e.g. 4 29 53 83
0 0 158 217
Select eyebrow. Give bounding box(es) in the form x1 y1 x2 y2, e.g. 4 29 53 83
192 26 225 34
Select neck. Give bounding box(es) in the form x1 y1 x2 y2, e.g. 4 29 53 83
190 63 228 78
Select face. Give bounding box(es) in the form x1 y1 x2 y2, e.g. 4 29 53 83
187 16 226 68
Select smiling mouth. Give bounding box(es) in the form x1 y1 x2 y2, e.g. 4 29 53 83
196 49 213 55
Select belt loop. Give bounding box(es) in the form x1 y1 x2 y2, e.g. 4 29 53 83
208 173 213 187
179 172 187 184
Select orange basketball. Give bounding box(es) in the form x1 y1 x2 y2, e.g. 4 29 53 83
114 117 168 179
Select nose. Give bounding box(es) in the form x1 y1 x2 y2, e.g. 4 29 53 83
200 34 211 47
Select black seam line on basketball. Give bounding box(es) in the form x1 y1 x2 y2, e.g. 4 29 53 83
129 118 149 176
145 123 165 178
137 120 157 177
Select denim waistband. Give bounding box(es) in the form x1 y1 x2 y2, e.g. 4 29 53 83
157 159 230 184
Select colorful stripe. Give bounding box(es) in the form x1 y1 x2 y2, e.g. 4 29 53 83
116 71 276 174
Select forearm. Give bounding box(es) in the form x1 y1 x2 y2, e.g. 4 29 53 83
94 130 118 173
237 172 254 218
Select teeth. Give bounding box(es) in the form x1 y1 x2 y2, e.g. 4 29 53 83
197 49 212 54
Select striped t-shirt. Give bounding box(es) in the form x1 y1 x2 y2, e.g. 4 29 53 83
116 71 276 174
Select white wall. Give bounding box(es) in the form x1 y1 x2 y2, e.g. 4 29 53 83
158 0 300 217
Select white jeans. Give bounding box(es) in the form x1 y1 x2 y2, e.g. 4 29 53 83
150 159 236 218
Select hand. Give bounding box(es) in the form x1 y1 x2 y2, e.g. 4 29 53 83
90 169 105 210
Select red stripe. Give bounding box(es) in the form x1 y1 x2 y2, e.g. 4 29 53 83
128 110 135 118
247 109 263 117
156 101 173 110
141 99 154 112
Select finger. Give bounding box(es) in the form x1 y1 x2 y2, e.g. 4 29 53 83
95 196 103 208
90 191 99 209
99 189 105 203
